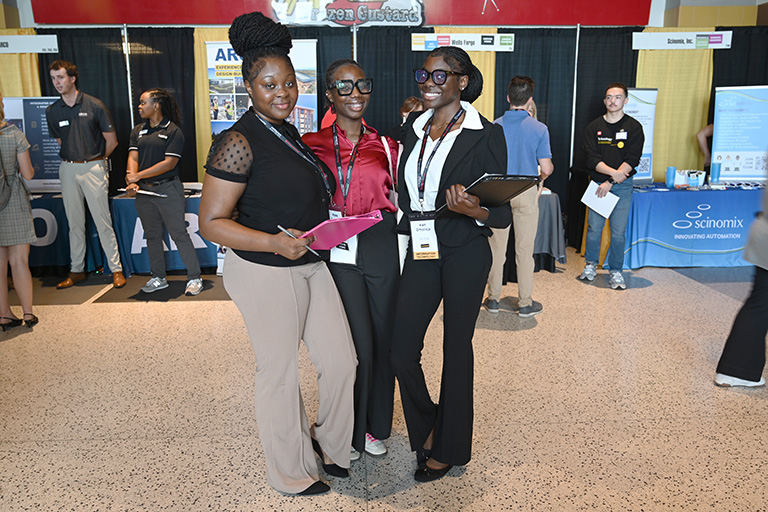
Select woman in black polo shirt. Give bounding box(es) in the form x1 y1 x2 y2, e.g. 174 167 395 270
125 88 202 296
198 12 356 496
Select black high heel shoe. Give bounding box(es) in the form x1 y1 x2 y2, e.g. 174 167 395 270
311 438 349 478
416 448 432 469
23 314 39 328
0 317 22 331
414 460 453 482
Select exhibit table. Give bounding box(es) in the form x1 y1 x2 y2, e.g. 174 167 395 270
623 187 763 269
503 192 567 283
110 195 219 276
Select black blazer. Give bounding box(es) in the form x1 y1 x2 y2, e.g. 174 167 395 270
396 109 512 248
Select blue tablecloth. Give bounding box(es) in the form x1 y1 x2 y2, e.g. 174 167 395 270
623 187 763 269
110 195 218 276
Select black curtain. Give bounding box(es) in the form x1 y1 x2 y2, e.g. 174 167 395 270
37 28 132 196
566 27 640 250
357 26 434 133
289 26 353 130
495 28 577 207
126 28 197 182
707 26 768 123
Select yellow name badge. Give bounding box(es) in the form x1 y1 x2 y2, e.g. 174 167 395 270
409 213 439 260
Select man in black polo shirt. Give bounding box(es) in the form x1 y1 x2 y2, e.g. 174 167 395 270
46 60 126 289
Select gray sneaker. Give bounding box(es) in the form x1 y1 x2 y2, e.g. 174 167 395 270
609 271 626 290
141 277 168 293
579 263 597 281
185 278 204 296
483 298 500 313
518 300 543 318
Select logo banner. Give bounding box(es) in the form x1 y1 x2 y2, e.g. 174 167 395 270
625 88 657 183
712 86 768 182
411 33 514 52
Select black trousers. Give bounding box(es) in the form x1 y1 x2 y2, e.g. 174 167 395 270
328 211 399 452
716 266 768 382
390 234 491 466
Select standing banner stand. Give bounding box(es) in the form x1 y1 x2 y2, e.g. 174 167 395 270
712 85 768 182
626 88 657 183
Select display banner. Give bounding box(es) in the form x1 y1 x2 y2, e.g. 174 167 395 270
422 0 651 26
411 33 514 52
632 31 732 50
624 188 762 269
625 88 657 183
0 35 58 54
275 0 423 26
3 97 62 192
712 86 768 182
206 40 318 137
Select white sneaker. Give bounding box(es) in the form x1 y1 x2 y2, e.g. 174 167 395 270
185 278 204 296
141 277 168 293
609 271 626 290
350 447 361 462
714 373 765 388
579 263 597 281
364 433 387 457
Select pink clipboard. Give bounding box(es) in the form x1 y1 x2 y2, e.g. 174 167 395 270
300 210 383 250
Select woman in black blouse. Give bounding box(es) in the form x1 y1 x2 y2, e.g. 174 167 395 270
198 12 356 496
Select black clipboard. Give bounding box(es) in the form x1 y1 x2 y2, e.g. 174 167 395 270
435 174 540 218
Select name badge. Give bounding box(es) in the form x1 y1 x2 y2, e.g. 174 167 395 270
615 131 627 140
139 129 148 135
409 212 439 260
328 209 357 265
59 120 69 127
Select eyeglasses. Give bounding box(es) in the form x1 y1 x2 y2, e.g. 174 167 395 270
328 78 373 96
413 68 460 85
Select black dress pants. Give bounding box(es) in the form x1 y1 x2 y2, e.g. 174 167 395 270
328 212 399 452
390 234 491 466
716 266 768 382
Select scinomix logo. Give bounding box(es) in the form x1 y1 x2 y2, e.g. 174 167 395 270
673 203 745 230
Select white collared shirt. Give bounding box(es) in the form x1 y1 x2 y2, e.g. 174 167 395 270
404 101 483 213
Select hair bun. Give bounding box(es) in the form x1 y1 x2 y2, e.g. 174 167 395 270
229 11 292 58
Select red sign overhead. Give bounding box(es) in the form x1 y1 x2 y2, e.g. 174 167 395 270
31 0 275 25
422 0 652 26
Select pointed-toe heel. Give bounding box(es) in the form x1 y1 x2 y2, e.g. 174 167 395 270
23 314 39 328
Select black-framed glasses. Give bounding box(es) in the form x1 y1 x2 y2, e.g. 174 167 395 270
413 68 460 85
328 78 373 96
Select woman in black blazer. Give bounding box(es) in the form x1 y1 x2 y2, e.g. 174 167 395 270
390 46 511 482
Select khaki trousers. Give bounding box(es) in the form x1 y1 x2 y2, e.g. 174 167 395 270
59 160 122 273
487 186 539 307
223 251 357 493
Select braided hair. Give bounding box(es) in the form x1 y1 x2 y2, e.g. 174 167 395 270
144 88 181 126
323 58 363 108
428 46 483 103
229 11 293 83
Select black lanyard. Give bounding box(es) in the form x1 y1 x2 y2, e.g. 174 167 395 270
253 111 332 198
332 123 364 216
416 107 465 212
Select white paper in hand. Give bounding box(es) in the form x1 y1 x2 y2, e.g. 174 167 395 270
581 181 619 218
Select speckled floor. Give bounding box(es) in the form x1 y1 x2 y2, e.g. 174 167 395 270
1 248 766 511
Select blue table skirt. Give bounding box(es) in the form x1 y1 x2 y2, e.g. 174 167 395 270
623 187 763 269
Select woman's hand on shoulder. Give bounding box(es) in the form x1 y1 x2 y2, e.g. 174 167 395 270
273 229 317 260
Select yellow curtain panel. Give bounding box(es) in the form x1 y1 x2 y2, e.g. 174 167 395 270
193 28 230 181
636 27 714 180
0 28 42 97
433 26 497 121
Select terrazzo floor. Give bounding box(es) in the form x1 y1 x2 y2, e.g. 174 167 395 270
1 248 766 511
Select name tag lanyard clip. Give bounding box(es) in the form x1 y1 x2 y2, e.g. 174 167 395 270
416 107 465 213
332 123 364 217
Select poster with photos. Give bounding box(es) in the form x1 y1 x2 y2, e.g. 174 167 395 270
206 40 318 138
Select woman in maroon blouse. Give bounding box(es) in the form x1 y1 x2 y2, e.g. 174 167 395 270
303 59 400 461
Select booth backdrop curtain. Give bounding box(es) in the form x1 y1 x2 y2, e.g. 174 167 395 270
567 27 640 250
495 27 577 205
434 26 497 122
193 28 229 180
636 27 714 180
708 26 768 124
37 28 131 196
127 28 197 183
0 28 41 97
357 26 433 133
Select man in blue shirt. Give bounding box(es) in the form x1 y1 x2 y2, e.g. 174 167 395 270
484 76 553 317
